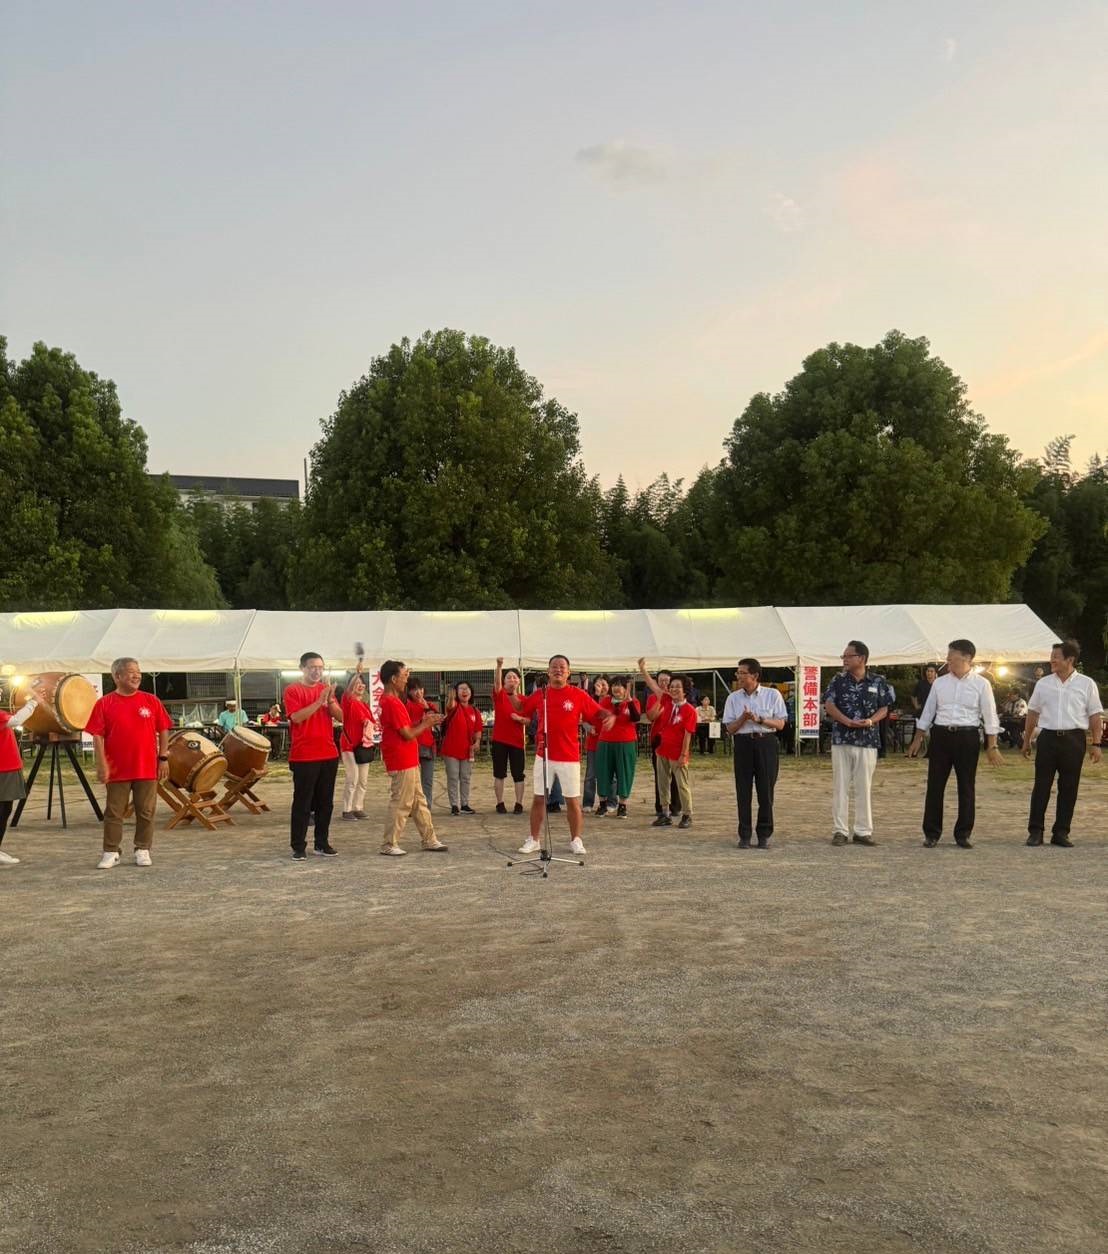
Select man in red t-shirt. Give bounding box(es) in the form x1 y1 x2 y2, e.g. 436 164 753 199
506 654 614 857
86 657 173 869
284 651 344 860
640 660 696 829
378 660 447 855
492 658 528 815
405 677 439 809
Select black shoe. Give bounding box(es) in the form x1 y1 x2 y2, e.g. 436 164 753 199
831 832 849 846
594 804 609 817
1050 835 1074 847
737 838 752 849
755 838 770 849
548 803 561 813
451 806 460 815
678 815 692 830
460 805 476 815
923 837 939 848
851 834 877 846
291 849 307 861
616 803 627 818
1026 833 1044 846
313 844 338 857
495 802 507 814
651 815 672 827
513 802 524 815
955 837 974 848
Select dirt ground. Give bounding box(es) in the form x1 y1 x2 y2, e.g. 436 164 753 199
2 750 1106 1254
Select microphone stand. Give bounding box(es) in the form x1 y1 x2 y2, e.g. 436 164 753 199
506 682 585 878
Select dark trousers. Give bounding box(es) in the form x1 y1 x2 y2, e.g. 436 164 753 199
1028 729 1086 838
652 745 680 813
290 757 339 851
923 727 980 841
0 799 11 844
696 725 712 754
733 734 779 841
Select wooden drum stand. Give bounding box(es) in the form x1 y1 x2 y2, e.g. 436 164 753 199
12 734 104 829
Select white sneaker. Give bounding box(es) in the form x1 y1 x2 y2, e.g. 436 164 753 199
0 849 20 865
97 851 120 870
569 836 587 855
379 845 407 856
517 838 541 854
134 849 152 867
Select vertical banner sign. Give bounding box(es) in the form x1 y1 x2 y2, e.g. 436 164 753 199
81 673 104 748
367 667 384 744
799 664 821 738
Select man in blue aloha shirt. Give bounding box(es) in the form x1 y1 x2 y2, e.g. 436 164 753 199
823 640 896 846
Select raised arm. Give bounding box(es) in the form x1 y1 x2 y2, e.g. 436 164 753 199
637 657 663 699
493 657 504 693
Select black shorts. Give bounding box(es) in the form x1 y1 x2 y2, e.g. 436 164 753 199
491 741 525 782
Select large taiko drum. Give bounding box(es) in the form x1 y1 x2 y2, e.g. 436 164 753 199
222 725 271 778
9 672 98 737
167 729 227 794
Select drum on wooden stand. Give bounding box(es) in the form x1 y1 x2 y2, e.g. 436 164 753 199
222 725 271 778
167 729 227 794
9 672 98 738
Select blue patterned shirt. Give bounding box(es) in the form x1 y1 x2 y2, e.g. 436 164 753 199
822 671 896 749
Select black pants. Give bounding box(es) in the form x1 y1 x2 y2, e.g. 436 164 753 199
923 727 980 841
491 741 525 782
652 745 680 813
733 734 779 841
1028 729 1086 839
696 725 712 754
0 799 11 845
290 757 339 851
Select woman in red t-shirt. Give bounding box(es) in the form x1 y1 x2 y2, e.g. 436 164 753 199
441 681 483 815
283 651 344 859
339 673 375 820
594 675 642 819
582 675 610 812
0 691 40 865
404 677 439 809
491 659 528 815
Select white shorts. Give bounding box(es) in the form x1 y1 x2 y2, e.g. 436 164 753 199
533 757 581 799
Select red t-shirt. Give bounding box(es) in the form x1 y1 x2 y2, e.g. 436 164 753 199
599 696 641 744
85 690 173 781
519 684 601 763
657 699 697 761
0 711 24 773
339 694 375 753
441 703 483 760
405 698 437 749
492 687 525 749
284 683 338 763
379 692 419 772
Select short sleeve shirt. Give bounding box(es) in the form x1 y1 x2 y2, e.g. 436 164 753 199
492 688 525 749
86 691 174 781
823 671 895 748
378 693 419 772
340 694 375 753
518 684 600 762
598 696 641 744
284 683 339 762
406 698 437 749
441 703 483 760
657 701 697 761
0 711 24 772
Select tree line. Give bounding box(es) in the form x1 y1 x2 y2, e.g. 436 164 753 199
2 329 1105 672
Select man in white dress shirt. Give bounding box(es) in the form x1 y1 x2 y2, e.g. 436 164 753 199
1022 640 1103 847
908 639 1002 848
722 659 788 848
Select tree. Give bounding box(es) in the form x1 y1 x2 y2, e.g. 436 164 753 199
0 338 222 609
186 493 300 609
292 329 617 609
708 330 1045 604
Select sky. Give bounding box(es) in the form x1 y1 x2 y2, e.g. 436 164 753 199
3 1 1106 494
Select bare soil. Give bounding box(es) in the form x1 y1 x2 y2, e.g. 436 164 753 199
2 752 1106 1254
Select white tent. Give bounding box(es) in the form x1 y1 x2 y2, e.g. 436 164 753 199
0 604 1059 675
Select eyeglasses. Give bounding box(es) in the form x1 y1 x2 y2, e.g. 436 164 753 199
840 653 860 661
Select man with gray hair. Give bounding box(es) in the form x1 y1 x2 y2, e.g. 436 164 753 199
85 658 173 869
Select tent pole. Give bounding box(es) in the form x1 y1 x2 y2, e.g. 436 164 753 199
794 658 801 758
233 666 243 716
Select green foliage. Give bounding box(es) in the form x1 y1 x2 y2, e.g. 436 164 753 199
708 330 1046 603
292 329 617 609
186 495 300 609
0 337 222 610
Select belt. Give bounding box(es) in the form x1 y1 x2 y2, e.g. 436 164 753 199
1039 727 1085 736
934 725 980 732
736 732 775 740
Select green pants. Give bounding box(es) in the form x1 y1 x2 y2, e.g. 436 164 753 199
595 741 637 801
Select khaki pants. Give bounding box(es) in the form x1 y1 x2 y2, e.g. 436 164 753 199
104 779 158 852
831 744 877 837
382 768 437 849
656 756 692 817
341 751 369 812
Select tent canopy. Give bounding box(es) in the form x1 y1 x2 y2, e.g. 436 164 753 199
0 605 1059 674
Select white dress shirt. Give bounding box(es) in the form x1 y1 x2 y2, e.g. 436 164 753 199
917 672 1000 735
1027 672 1103 731
722 686 788 733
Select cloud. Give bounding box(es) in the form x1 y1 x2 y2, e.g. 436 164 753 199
767 192 804 233
574 140 668 185
943 36 958 63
